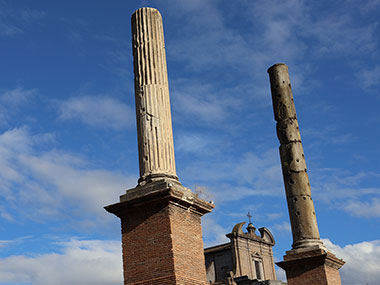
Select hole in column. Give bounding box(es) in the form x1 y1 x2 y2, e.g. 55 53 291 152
145 156 148 160
283 81 285 84
294 197 297 202
289 179 295 185
296 211 300 216
313 211 315 215
296 158 300 162
288 83 291 87
275 85 279 88
303 196 306 200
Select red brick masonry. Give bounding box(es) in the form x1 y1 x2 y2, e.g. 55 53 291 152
105 179 214 285
276 248 345 285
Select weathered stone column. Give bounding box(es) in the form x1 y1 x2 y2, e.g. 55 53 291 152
132 7 177 183
105 8 213 285
268 63 322 249
268 63 344 285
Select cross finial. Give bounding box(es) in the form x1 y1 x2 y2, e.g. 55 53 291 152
247 212 252 224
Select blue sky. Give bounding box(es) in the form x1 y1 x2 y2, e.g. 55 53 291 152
0 0 379 284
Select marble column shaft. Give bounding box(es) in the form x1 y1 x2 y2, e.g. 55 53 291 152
131 8 177 183
268 63 322 249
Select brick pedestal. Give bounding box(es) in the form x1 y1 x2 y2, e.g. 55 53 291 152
276 248 345 285
105 178 213 285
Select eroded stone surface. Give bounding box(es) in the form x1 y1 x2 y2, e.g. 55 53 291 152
107 8 214 285
276 118 301 144
268 63 321 249
279 142 307 172
132 8 177 183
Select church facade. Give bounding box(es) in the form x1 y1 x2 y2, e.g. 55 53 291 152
204 221 286 285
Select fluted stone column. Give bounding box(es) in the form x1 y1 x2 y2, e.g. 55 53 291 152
132 8 177 183
267 63 322 250
105 8 213 285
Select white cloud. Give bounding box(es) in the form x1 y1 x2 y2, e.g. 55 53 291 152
0 2 45 37
58 95 134 130
171 79 242 124
159 0 379 104
308 14 376 56
272 221 292 236
217 150 283 201
0 240 13 249
202 215 230 248
310 167 380 218
0 87 38 127
175 131 234 156
0 87 37 107
177 130 380 220
324 239 380 285
19 9 46 22
304 127 355 146
173 90 227 123
0 205 14 221
359 0 380 13
178 149 283 204
0 236 32 249
357 65 380 90
251 0 377 57
250 0 308 60
0 22 22 36
0 4 21 37
0 127 135 225
5 237 373 285
0 239 122 285
344 198 380 218
275 267 287 282
235 151 282 186
266 212 284 220
176 133 210 153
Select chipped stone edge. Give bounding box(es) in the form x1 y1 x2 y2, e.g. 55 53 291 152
104 178 214 218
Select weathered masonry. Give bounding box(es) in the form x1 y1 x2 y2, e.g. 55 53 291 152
103 7 346 285
205 221 286 285
105 8 213 285
268 63 345 285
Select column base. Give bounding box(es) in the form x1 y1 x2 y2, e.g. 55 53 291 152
276 247 345 285
292 238 324 250
105 178 214 285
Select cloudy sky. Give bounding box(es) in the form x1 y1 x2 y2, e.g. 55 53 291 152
0 0 379 284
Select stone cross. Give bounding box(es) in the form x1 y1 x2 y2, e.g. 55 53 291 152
132 8 178 184
267 63 323 249
247 212 252 224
